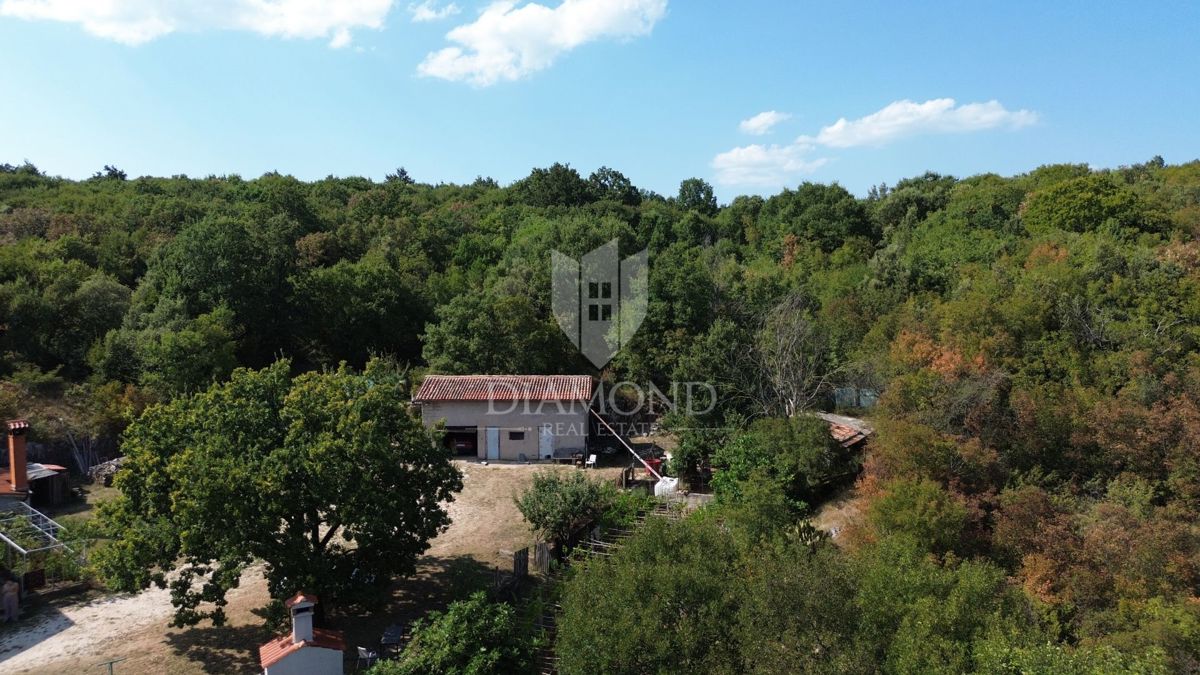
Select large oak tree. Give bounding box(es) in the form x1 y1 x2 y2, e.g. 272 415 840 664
92 358 462 625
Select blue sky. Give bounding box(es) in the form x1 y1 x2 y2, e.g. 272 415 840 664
1 1 1197 200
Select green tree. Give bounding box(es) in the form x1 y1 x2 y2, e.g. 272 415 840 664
291 255 428 367
142 216 293 364
866 478 968 554
421 290 574 374
135 308 240 395
711 415 847 507
1022 175 1160 234
677 177 718 216
92 359 462 625
854 537 1028 674
369 592 535 675
557 517 742 674
512 163 593 208
735 542 868 673
761 182 874 252
587 166 641 206
514 471 614 545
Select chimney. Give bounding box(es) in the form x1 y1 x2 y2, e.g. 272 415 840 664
6 419 29 494
285 592 317 644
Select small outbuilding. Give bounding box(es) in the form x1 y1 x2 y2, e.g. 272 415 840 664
414 375 593 461
1 420 69 509
259 593 344 675
814 412 874 449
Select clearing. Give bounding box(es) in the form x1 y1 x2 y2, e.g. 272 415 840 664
812 484 867 543
0 461 617 674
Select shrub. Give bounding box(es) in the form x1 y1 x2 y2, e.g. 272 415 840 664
368 592 535 675
557 517 741 674
711 415 849 508
514 471 615 544
867 478 968 554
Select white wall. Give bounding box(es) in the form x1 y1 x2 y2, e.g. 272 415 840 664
420 399 589 460
264 646 342 675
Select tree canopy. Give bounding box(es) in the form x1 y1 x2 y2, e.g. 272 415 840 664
91 358 462 624
4 156 1200 668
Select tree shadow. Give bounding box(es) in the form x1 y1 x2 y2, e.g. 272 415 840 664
0 603 75 665
162 554 512 672
331 555 502 656
163 622 269 674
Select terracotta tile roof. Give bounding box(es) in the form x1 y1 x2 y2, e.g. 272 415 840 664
284 592 318 608
814 413 874 448
828 422 868 447
259 628 344 669
414 375 594 402
0 468 27 497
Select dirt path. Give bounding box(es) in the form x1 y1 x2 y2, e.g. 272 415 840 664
0 461 617 674
0 585 175 671
0 566 270 674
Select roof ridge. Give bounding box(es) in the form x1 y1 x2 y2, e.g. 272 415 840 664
414 375 594 402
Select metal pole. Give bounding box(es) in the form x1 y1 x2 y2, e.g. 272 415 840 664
589 409 661 480
96 657 127 674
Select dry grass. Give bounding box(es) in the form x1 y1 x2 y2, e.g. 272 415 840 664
812 484 867 545
0 460 619 674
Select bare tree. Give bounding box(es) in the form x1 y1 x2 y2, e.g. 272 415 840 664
55 416 101 474
1057 294 1116 349
721 294 836 418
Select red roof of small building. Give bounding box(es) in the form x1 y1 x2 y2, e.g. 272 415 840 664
814 413 873 448
828 422 868 447
414 375 594 402
284 591 318 608
259 628 344 669
0 468 28 497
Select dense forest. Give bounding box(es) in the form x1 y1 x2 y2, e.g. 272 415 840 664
3 156 1200 672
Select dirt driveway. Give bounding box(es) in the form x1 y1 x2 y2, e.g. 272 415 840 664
0 461 616 674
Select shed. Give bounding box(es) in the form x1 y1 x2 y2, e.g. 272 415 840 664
413 375 594 461
259 593 343 675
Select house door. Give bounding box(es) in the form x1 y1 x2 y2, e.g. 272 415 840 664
539 425 554 459
486 427 500 460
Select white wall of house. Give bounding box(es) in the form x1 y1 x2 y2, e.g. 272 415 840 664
419 399 589 460
264 647 342 675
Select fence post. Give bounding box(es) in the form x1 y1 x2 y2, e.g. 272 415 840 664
534 542 550 575
513 547 529 578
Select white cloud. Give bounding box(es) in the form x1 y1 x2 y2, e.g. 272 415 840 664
713 97 1038 187
409 0 459 22
0 0 394 47
808 98 1038 148
712 143 828 187
418 0 668 86
738 110 790 136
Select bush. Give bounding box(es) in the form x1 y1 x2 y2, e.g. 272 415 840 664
973 641 1171 675
867 478 968 554
597 488 656 530
853 536 1032 674
556 517 742 674
514 471 616 544
368 592 535 675
711 415 849 508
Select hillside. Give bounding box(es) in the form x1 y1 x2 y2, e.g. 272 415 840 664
3 157 1200 672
